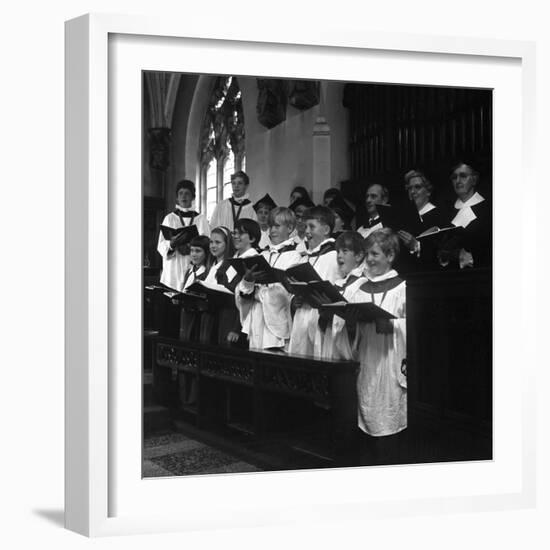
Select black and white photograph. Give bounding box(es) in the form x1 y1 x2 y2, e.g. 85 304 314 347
142 72 493 477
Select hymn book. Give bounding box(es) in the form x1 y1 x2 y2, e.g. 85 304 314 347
169 280 236 309
288 280 345 308
160 224 199 245
319 302 396 322
226 255 284 284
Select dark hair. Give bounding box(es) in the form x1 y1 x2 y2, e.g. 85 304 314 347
175 179 196 198
304 205 335 233
234 218 261 247
189 235 213 269
211 226 235 259
231 170 250 187
364 228 400 261
335 231 366 257
330 199 353 228
290 186 311 201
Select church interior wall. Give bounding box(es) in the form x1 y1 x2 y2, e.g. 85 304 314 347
156 75 352 212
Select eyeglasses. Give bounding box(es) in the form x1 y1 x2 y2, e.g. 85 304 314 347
232 230 249 237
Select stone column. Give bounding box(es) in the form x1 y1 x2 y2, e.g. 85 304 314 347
312 116 331 204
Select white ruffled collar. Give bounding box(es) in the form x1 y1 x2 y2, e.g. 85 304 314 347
306 238 335 255
418 202 436 216
366 268 398 282
268 237 295 252
454 191 485 209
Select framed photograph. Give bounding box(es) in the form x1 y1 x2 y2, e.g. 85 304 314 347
65 13 536 536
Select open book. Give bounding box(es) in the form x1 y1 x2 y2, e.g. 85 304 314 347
319 301 396 322
226 255 284 284
416 225 463 241
288 280 345 308
169 280 236 309
160 224 199 245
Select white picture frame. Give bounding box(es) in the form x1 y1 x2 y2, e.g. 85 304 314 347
65 13 536 537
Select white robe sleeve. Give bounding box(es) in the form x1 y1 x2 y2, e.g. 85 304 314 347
157 214 176 260
195 213 211 237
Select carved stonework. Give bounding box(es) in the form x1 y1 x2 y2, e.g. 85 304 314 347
288 80 320 110
202 353 254 384
256 79 287 129
148 127 171 172
156 343 199 372
261 363 330 403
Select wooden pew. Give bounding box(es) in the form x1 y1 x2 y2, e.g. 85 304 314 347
151 337 359 468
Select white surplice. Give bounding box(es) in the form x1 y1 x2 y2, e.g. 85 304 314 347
209 194 257 231
157 206 210 291
288 238 340 357
236 238 302 350
320 263 368 361
353 269 407 437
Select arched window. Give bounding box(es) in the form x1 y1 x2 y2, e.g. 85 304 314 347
199 76 246 220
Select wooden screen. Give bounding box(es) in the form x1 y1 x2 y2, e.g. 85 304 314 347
342 83 492 206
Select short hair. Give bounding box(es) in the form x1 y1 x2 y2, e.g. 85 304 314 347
450 162 479 185
366 183 390 203
304 205 335 233
189 235 213 269
211 226 235 259
290 186 311 201
404 169 433 194
364 228 400 261
175 179 196 198
269 207 296 231
335 231 366 257
234 218 261 246
189 235 211 254
231 170 250 187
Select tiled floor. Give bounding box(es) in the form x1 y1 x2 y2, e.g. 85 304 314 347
143 431 263 478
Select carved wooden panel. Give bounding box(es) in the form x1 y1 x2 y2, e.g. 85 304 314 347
156 343 199 372
261 362 330 404
202 353 255 385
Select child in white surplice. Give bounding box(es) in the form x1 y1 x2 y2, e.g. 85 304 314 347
236 207 302 350
319 231 368 361
353 228 407 465
288 206 340 357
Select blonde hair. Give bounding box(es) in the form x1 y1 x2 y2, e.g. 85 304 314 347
268 207 296 231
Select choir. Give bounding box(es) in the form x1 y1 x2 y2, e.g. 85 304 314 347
155 164 490 453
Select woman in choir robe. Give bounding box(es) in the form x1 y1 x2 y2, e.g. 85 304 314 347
395 170 448 271
157 179 210 291
209 170 257 231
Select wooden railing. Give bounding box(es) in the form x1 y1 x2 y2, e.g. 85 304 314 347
151 338 359 466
